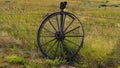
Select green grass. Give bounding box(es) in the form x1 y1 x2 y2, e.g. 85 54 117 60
0 0 120 67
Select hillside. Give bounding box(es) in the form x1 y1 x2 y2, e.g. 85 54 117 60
0 0 120 68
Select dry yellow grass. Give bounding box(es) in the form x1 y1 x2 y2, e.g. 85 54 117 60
0 0 120 67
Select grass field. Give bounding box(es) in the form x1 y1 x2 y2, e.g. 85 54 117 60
0 0 120 68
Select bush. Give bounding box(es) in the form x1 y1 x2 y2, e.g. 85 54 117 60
6 55 26 65
110 4 119 7
99 0 109 8
99 3 107 8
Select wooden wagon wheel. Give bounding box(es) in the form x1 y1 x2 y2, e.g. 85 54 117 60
37 2 84 59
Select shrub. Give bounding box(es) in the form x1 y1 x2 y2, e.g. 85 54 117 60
6 55 26 65
99 3 107 8
110 4 119 7
99 0 109 8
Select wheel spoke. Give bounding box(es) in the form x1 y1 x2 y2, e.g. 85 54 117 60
40 36 55 37
54 41 60 57
65 26 80 34
46 40 57 53
56 15 60 31
65 35 83 37
60 41 64 57
63 14 66 23
63 41 73 55
64 18 75 32
63 14 66 30
65 38 79 47
41 38 56 46
43 27 55 34
48 19 57 32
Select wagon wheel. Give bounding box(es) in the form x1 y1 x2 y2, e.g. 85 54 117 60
37 2 84 59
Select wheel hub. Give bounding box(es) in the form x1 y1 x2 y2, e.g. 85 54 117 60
55 31 65 40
